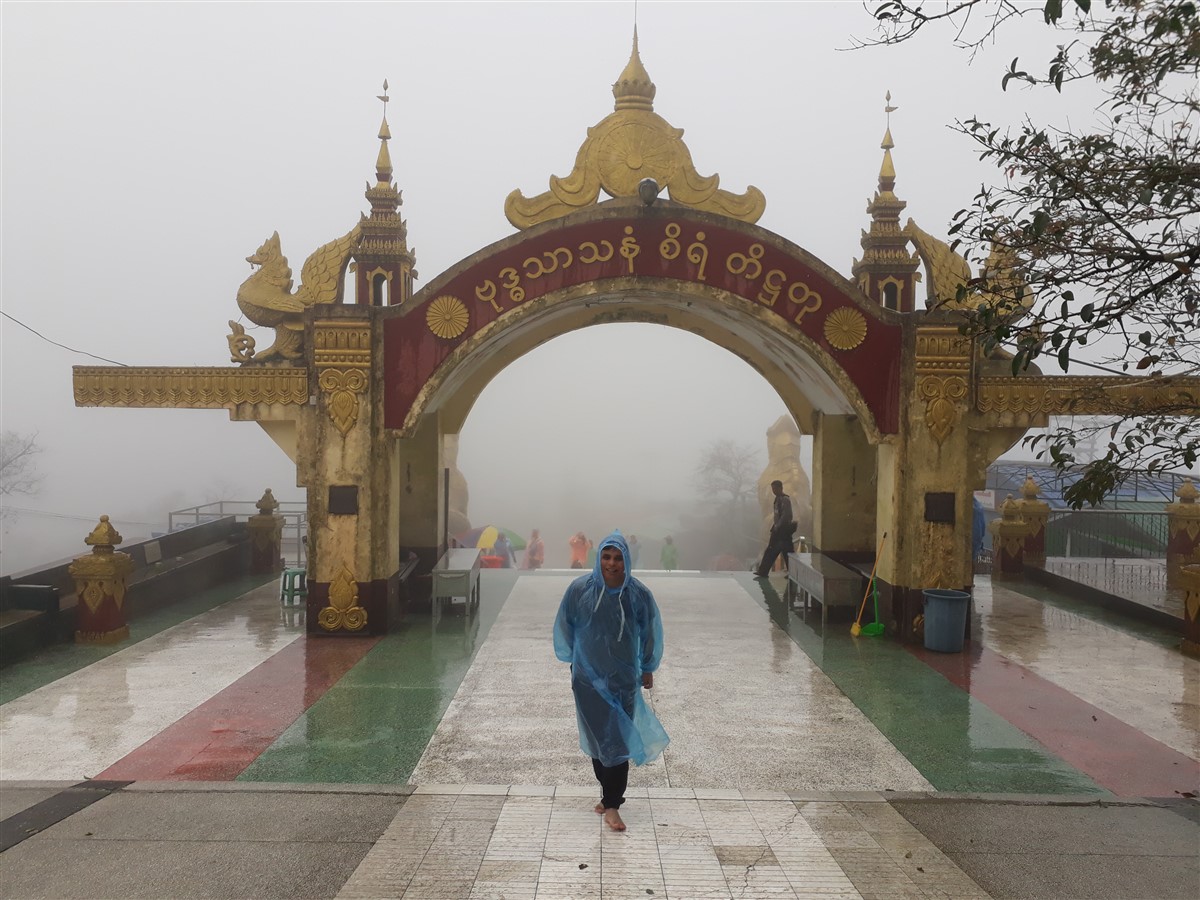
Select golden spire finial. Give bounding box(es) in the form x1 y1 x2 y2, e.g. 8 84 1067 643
879 91 897 184
375 79 392 180
613 26 656 112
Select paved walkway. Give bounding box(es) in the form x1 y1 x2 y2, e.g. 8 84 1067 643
1 568 1198 897
339 786 987 899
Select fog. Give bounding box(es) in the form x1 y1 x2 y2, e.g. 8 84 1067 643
1 2 1113 574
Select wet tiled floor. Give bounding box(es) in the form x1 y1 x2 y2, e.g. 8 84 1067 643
337 787 989 899
2 567 1198 897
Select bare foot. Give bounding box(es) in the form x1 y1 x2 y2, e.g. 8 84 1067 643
594 802 604 814
602 808 626 831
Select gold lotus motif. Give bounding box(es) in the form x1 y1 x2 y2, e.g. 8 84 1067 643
426 295 469 340
823 307 868 351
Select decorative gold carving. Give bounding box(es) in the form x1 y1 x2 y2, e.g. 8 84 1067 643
318 563 367 632
426 295 470 339
248 489 283 554
823 308 868 351
318 368 368 436
235 226 361 361
256 488 280 515
74 367 309 408
1169 481 1200 543
313 323 372 367
227 321 256 363
990 494 1031 567
919 376 969 444
505 34 764 228
915 325 972 445
977 376 1200 418
68 516 134 634
75 626 131 645
1183 565 1200 657
85 514 123 550
904 219 1034 316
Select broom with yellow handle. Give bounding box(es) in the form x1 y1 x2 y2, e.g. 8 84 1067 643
851 531 888 637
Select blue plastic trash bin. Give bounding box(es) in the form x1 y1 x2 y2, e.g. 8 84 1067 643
922 589 971 652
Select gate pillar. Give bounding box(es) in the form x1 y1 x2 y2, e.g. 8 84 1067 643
882 324 978 642
301 313 400 635
811 413 875 554
393 412 448 602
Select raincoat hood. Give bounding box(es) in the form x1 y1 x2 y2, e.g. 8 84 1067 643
592 530 632 593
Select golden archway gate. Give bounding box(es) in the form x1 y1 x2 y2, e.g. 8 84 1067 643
72 37 1200 641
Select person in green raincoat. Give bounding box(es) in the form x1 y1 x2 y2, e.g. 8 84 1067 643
554 531 668 832
660 535 678 571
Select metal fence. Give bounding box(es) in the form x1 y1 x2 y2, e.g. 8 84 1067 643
168 500 308 567
1044 509 1169 559
1043 557 1170 593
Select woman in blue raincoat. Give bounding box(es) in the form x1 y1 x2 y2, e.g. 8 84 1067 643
554 531 668 832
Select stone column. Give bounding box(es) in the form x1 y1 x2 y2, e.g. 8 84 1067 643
811 413 875 554
1180 564 1200 658
69 515 135 644
880 324 978 642
989 495 1029 579
1167 481 1200 587
246 488 284 574
1017 475 1050 568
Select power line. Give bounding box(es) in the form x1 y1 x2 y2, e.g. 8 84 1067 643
0 506 161 527
1 310 129 367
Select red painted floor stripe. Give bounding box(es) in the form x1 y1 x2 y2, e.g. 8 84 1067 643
98 635 380 781
910 641 1200 797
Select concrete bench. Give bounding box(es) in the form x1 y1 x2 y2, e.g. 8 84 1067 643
786 552 863 629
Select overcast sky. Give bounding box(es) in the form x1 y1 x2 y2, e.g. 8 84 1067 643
1 1 1127 571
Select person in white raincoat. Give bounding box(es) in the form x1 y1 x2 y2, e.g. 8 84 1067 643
554 530 668 832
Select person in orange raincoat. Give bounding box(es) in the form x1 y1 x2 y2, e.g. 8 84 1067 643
569 532 592 569
521 529 545 570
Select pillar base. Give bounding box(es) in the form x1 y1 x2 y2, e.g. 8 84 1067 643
76 625 130 645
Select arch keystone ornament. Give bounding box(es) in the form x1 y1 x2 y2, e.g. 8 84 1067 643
504 30 765 229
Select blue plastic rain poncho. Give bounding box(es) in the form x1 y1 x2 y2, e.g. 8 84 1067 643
553 531 669 767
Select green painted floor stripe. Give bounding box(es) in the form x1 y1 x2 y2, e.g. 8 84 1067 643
734 573 1106 796
0 573 278 706
238 570 519 784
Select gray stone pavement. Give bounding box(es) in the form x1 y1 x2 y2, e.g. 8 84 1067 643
1 781 1197 899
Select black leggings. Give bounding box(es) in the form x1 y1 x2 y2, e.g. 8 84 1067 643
592 758 629 809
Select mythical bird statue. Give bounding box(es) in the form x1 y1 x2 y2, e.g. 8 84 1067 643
904 219 1033 318
235 226 361 361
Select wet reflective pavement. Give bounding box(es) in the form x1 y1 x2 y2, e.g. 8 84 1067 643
2 568 1198 898
2 569 1197 794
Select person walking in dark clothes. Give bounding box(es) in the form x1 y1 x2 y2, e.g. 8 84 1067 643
754 479 795 578
553 531 668 832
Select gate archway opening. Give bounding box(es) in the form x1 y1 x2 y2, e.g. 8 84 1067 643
452 320 813 571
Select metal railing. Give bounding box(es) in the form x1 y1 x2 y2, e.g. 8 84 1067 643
168 500 308 567
988 462 1193 508
1044 509 1168 559
1043 558 1169 593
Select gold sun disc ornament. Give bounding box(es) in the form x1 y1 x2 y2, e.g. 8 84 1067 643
823 308 868 351
426 295 470 340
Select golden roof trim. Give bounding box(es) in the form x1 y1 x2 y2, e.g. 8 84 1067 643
73 366 309 408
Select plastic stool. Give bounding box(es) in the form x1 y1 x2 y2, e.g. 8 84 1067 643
280 567 307 605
